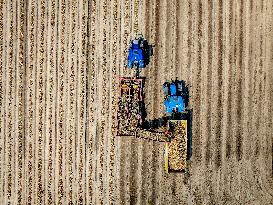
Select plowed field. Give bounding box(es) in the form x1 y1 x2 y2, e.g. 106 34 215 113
0 0 272 204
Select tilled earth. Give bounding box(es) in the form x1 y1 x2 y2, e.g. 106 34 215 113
0 0 272 204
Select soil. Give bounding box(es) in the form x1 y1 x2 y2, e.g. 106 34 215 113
0 0 272 204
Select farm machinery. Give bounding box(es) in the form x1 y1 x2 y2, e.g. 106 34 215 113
116 34 191 173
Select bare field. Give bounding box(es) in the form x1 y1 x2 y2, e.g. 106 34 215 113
0 0 273 204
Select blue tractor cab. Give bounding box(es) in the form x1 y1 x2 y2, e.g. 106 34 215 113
127 34 153 76
163 80 188 115
128 39 145 68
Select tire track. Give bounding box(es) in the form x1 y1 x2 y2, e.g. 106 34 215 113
215 0 223 168
245 0 253 161
205 0 213 166
34 1 47 203
249 0 258 160
25 1 38 204
76 0 88 204
140 0 156 203
263 0 273 174
45 0 58 204
220 1 230 200
170 0 182 202
159 0 169 203
150 0 162 204
210 0 219 169
134 0 146 202
252 1 262 159
259 0 270 168
147 0 157 203
65 0 77 203
225 0 234 160
175 0 191 200
234 0 244 161
199 0 208 168
193 0 202 165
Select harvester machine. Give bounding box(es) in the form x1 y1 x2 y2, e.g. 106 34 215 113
117 34 153 136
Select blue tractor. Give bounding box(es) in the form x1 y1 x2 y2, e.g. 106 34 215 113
163 80 189 116
127 34 153 76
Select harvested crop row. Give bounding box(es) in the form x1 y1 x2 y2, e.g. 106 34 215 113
76 0 88 204
66 0 78 203
14 0 26 204
4 1 16 203
97 0 109 203
0 0 4 202
133 0 139 34
45 0 58 204
86 0 97 203
109 0 119 202
55 0 68 203
35 1 47 204
25 1 37 204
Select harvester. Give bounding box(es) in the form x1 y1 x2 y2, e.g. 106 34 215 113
116 34 191 173
116 34 153 135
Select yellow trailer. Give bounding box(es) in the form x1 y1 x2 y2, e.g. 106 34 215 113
164 120 187 172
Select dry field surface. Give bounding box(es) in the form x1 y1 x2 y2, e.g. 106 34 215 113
0 0 273 204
